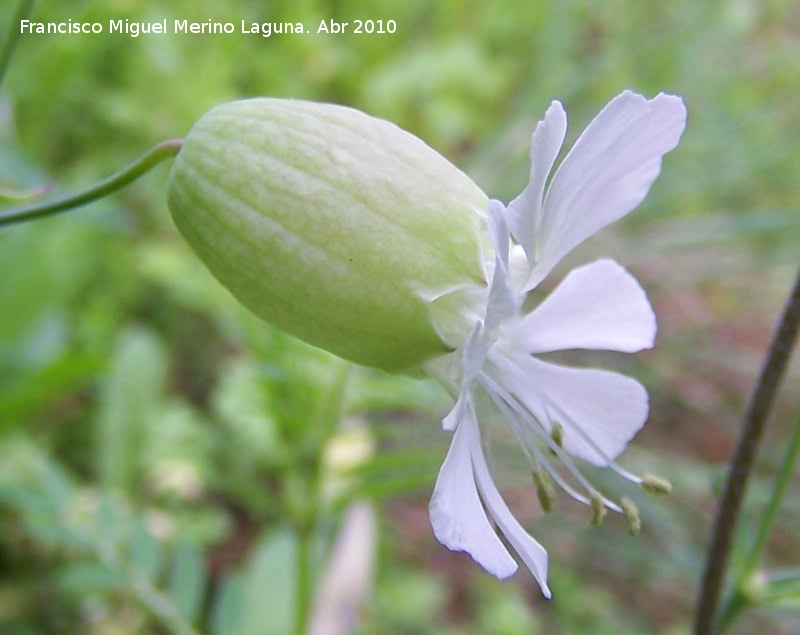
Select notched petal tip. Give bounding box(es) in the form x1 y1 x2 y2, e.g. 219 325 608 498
430 406 552 596
469 420 552 597
607 91 687 163
429 419 519 579
429 90 683 598
505 100 568 265
653 90 688 117
519 89 687 287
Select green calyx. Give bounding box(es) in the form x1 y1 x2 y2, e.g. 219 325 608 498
167 98 488 372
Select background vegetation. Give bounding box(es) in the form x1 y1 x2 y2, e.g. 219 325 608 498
1 0 799 633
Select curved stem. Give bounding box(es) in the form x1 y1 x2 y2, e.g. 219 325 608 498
693 265 800 635
0 139 183 227
0 0 34 89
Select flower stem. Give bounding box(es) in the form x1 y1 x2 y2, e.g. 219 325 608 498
0 139 183 227
316 359 352 439
693 265 800 635
294 359 351 635
0 0 34 89
294 527 313 635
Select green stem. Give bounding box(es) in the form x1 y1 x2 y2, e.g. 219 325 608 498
0 0 34 89
0 139 183 227
293 359 351 635
316 359 352 438
716 414 800 632
693 265 800 635
742 413 800 575
294 526 313 635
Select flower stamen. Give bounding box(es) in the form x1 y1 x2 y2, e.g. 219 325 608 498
642 473 673 496
590 492 607 526
480 372 623 514
620 497 642 536
538 402 664 493
550 422 564 455
532 468 557 513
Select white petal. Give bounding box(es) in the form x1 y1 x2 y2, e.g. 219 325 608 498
489 353 649 466
487 199 510 266
469 423 552 597
442 392 469 433
505 102 567 262
429 416 518 579
442 322 486 431
485 203 516 333
524 91 687 290
512 259 656 354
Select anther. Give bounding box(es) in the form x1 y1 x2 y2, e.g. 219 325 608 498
590 492 607 526
620 497 641 536
550 422 564 451
642 473 673 497
532 469 556 513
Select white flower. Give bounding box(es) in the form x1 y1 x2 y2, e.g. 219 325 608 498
426 91 687 598
169 91 685 598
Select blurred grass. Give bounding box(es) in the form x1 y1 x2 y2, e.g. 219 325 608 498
1 0 800 633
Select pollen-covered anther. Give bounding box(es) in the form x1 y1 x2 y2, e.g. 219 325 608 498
620 497 641 536
590 492 607 526
532 469 557 513
641 473 673 497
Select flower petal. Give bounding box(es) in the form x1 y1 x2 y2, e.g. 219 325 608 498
485 201 517 333
489 353 649 465
511 259 656 354
429 415 518 579
524 91 687 290
487 199 511 267
441 321 486 431
469 421 551 597
505 102 567 263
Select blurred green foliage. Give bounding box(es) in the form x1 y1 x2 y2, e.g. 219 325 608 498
1 0 800 633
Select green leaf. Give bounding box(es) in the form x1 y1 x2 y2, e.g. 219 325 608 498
211 357 280 463
93 493 122 553
761 568 800 608
340 450 442 503
239 529 297 635
25 519 87 551
209 529 299 635
58 562 126 596
129 519 162 581
0 222 104 350
209 573 245 635
96 327 168 492
0 351 101 432
36 456 76 516
168 541 207 624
